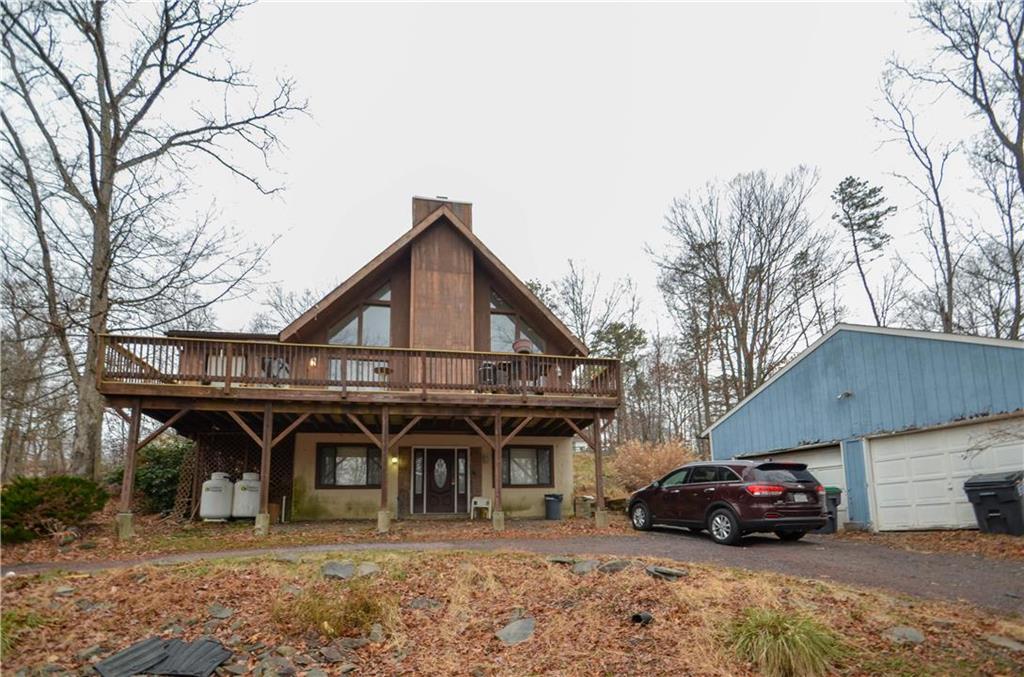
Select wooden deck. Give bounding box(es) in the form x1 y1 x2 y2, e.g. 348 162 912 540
98 334 621 410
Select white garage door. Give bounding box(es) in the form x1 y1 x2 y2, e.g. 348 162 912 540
870 418 1024 531
745 446 846 524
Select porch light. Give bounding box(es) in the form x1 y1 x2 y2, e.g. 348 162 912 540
308 356 318 368
391 456 399 464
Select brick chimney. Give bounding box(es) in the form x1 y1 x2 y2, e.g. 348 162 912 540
412 196 472 231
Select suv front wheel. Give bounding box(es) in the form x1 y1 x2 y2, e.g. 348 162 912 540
707 508 742 546
630 502 652 531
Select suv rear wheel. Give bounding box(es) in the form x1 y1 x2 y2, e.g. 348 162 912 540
707 508 741 546
775 530 807 542
630 502 652 531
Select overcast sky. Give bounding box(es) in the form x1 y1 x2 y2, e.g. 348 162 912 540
189 2 983 334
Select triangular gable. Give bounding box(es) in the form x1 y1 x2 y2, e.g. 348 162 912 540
279 205 588 355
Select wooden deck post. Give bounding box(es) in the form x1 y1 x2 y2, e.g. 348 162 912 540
492 412 505 531
116 399 142 540
255 403 273 536
593 410 608 528
377 407 391 533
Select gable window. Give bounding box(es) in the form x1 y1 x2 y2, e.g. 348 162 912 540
501 446 553 487
328 284 391 347
316 444 381 488
489 290 544 353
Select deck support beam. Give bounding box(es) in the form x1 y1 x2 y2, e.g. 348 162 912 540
492 412 505 531
116 399 142 540
593 410 608 528
255 403 273 536
377 407 391 533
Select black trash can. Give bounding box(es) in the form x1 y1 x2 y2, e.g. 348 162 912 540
544 493 563 521
816 487 843 534
964 471 1024 536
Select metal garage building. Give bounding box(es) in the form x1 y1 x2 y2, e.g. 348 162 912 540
704 325 1024 531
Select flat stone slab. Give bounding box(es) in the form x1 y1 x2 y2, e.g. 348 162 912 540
882 626 924 645
546 556 576 565
645 565 688 581
985 635 1024 652
571 559 599 575
208 602 234 619
321 560 355 580
496 618 535 646
355 562 381 577
597 559 632 574
407 595 442 610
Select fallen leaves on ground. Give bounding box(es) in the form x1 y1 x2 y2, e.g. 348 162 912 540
2 550 1021 676
836 528 1024 561
0 505 635 567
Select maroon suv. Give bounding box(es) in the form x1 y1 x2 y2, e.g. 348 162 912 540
627 460 827 545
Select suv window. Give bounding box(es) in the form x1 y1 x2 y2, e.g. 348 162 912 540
717 466 741 482
661 469 688 487
752 464 817 483
686 466 718 483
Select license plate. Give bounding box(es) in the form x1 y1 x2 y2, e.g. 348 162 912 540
792 493 809 503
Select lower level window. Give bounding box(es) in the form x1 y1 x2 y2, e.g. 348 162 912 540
317 445 381 487
502 446 553 486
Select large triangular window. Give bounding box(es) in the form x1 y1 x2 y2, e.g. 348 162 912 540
489 290 544 353
327 283 391 346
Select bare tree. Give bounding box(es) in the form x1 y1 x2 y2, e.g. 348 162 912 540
1 2 305 478
656 167 846 409
246 284 327 333
899 1 1024 198
831 176 898 325
877 77 966 332
969 136 1024 338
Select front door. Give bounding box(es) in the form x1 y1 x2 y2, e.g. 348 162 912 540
425 449 456 513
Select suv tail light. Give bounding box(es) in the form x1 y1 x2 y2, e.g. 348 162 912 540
815 485 825 494
745 484 784 497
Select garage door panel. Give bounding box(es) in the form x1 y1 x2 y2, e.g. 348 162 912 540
871 418 1024 531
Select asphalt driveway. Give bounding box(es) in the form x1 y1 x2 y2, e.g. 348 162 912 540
4 528 1022 615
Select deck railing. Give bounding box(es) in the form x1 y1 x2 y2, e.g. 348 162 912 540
99 334 620 400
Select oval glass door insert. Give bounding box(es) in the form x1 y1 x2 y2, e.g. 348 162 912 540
433 458 448 489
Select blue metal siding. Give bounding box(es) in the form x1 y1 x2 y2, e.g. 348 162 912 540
711 330 1024 459
841 440 870 524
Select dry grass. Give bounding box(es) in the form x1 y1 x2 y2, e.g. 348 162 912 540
0 512 635 566
1 551 1021 676
836 528 1024 561
728 608 843 677
272 579 400 638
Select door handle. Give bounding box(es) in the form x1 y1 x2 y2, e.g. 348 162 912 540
703 487 716 493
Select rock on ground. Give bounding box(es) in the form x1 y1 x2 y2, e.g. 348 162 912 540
882 626 925 644
597 559 632 574
321 560 355 580
645 565 688 581
571 559 599 575
208 602 234 619
985 635 1024 652
496 618 535 646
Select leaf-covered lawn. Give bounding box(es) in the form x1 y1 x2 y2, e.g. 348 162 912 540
836 529 1024 562
0 510 635 566
2 551 1021 676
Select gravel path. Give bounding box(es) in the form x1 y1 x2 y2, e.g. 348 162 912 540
4 528 1022 614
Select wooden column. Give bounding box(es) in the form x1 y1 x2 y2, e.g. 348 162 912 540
380 407 390 510
593 410 605 512
493 413 503 512
259 403 273 514
119 399 142 513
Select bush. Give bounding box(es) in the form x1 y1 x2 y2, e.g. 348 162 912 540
606 440 697 492
728 608 843 677
107 436 191 514
1 476 108 543
272 580 398 638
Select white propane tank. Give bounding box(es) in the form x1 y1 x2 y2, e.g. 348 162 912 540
199 472 234 520
231 472 261 518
